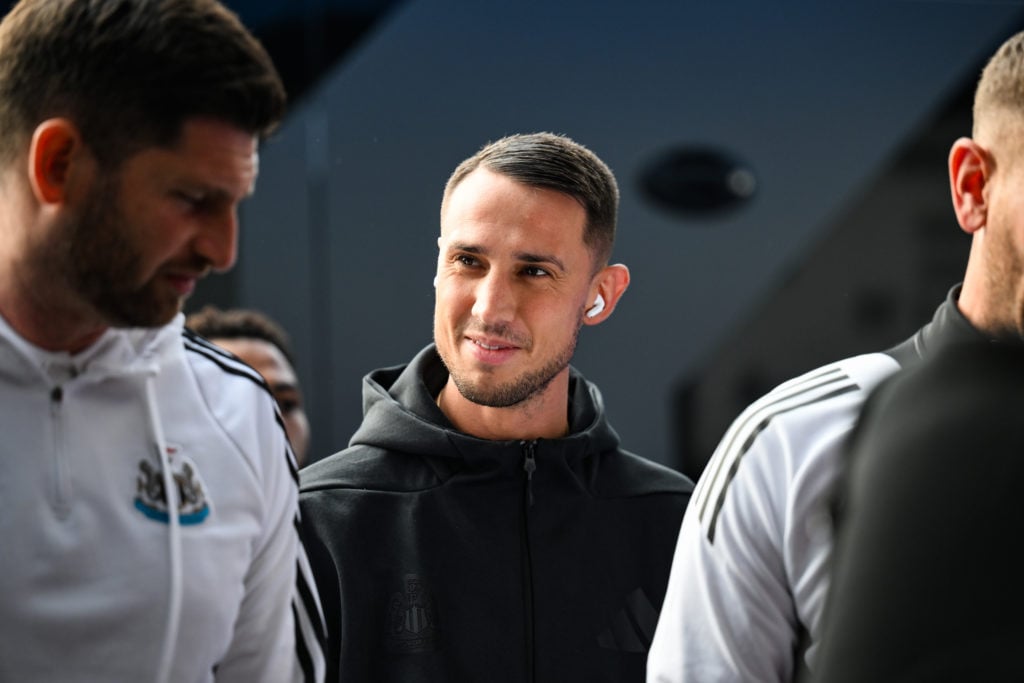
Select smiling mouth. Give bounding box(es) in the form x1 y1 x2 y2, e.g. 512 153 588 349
472 339 511 351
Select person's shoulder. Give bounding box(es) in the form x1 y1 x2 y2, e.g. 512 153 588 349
905 341 1024 391
697 351 902 483
592 448 695 499
770 352 899 403
180 327 272 401
737 351 901 429
300 445 446 495
177 328 286 459
868 342 1024 433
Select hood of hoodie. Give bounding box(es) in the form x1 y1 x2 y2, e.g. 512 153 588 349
348 344 623 467
0 312 184 388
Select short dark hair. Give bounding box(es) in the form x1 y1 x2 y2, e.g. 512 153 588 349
974 30 1024 139
442 132 620 268
0 0 286 168
186 305 295 365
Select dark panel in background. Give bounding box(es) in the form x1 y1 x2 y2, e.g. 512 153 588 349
673 81 978 480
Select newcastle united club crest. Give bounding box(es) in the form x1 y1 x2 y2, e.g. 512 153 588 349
134 445 211 525
386 574 440 654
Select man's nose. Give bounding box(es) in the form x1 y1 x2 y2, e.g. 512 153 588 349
471 272 516 324
194 209 238 272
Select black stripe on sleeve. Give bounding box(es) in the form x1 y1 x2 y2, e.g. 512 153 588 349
293 602 316 682
297 559 328 648
695 367 848 522
286 444 299 484
704 383 860 544
184 331 299 485
294 529 328 682
183 333 268 391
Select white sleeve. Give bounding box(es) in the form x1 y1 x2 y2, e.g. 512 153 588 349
214 399 326 683
648 361 881 683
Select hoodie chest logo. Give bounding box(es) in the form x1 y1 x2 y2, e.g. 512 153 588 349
386 574 440 654
134 445 211 525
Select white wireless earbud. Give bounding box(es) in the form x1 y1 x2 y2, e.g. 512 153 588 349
586 293 606 318
433 275 438 288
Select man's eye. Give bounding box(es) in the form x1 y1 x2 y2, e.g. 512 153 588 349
522 265 550 277
276 398 301 414
455 254 479 267
175 191 206 208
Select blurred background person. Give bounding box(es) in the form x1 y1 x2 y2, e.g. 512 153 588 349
188 305 311 465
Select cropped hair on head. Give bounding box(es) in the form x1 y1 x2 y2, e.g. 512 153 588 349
973 30 1024 138
0 0 286 169
442 132 620 268
186 305 296 365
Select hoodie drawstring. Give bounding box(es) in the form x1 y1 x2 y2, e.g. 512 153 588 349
144 376 182 683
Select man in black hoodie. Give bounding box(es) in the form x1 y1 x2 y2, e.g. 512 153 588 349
299 132 694 682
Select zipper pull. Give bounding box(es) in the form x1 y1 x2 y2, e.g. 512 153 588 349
522 440 537 507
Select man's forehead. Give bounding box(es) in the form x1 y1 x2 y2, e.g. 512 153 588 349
165 119 260 196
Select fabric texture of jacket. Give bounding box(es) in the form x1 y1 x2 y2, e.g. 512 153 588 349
647 285 987 683
300 344 694 682
0 313 326 683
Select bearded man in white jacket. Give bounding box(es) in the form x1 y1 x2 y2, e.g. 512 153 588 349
0 1 325 681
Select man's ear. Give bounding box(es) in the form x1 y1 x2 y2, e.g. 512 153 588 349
949 137 991 235
582 263 630 326
28 118 84 205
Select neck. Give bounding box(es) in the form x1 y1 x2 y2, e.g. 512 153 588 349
0 182 108 353
437 371 571 441
0 269 107 354
959 238 1024 341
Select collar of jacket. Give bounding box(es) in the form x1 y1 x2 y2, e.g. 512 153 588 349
914 283 992 360
348 344 623 472
0 312 182 387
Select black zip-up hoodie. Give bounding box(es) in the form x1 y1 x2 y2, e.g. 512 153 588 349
299 344 694 683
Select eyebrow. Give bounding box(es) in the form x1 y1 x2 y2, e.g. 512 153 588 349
448 242 567 273
214 181 259 202
269 381 301 394
175 173 255 203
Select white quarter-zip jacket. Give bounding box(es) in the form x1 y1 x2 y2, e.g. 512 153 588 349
0 313 325 683
647 286 987 683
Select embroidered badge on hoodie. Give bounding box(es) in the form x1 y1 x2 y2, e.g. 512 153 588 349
134 444 211 525
386 574 440 654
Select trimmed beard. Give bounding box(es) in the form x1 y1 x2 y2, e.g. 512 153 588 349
441 320 581 408
47 169 205 328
